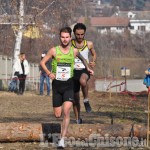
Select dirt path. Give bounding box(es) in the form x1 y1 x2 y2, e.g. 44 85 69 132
0 90 148 149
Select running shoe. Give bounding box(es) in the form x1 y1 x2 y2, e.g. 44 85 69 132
57 138 65 149
76 118 82 124
84 101 92 113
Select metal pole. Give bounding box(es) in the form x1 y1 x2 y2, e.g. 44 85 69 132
124 67 127 91
147 92 150 147
5 56 7 81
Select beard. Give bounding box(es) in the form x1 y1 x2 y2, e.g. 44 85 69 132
76 36 84 43
77 38 83 42
61 40 70 48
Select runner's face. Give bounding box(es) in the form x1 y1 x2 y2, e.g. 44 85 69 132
60 32 71 47
74 29 85 43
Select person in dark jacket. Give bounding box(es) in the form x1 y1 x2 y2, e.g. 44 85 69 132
39 51 52 96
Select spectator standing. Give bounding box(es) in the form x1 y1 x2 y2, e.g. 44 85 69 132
39 51 52 96
13 53 29 95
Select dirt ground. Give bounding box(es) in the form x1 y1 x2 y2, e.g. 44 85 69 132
0 90 148 150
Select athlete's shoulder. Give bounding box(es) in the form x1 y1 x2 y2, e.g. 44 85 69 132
86 40 93 45
49 46 56 52
86 40 94 49
47 46 57 56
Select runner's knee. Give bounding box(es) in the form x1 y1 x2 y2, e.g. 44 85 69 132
55 113 61 118
80 78 87 87
54 112 62 118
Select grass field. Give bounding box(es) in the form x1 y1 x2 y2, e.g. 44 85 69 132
0 90 148 149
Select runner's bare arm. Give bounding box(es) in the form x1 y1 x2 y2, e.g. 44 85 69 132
40 47 56 79
87 41 97 68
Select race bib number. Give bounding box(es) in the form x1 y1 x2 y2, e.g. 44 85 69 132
74 58 85 70
56 63 71 81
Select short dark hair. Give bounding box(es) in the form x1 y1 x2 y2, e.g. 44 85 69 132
60 27 72 37
73 23 86 33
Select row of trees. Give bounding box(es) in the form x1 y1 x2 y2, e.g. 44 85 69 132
0 0 150 78
86 29 150 78
0 0 82 62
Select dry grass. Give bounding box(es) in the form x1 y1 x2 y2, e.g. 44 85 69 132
0 90 148 150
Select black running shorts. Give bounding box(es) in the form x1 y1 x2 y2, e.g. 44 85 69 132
73 69 90 93
52 78 74 107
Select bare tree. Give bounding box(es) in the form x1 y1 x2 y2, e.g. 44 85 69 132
0 0 82 62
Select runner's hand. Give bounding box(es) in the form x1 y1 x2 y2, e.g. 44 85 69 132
87 68 94 76
48 73 56 80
